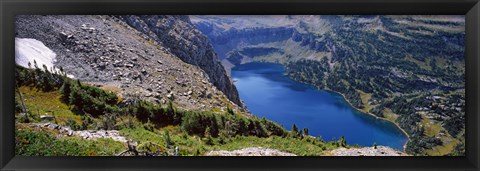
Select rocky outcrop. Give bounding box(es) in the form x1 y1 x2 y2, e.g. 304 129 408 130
328 146 408 156
194 23 295 60
28 122 129 143
225 47 283 66
117 15 243 107
191 17 334 68
199 26 294 47
205 147 296 156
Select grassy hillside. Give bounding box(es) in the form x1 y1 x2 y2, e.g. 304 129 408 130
14 65 342 156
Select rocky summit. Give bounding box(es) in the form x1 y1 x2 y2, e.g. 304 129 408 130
15 15 245 113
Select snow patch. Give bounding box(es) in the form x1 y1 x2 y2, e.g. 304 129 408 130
15 38 75 78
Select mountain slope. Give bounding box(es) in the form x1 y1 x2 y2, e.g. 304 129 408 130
15 15 244 113
117 15 242 107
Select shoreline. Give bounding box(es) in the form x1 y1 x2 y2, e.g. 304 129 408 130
323 88 411 152
232 61 411 152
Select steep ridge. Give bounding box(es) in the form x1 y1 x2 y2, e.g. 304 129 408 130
15 15 244 113
117 15 243 107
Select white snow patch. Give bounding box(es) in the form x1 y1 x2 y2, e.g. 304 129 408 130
15 38 75 78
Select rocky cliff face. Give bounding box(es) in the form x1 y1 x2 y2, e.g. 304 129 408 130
15 15 245 112
117 15 242 107
190 16 334 68
194 22 294 59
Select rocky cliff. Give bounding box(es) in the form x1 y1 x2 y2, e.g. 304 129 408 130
117 15 242 107
190 15 335 70
15 15 244 112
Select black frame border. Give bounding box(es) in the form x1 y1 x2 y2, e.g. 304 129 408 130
1 0 479 170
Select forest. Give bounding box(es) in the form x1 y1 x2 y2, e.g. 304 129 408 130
285 16 465 156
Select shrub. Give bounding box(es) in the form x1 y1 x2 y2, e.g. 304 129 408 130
66 117 81 131
81 114 95 130
181 111 219 137
143 119 156 132
15 129 124 156
163 130 173 147
137 141 167 156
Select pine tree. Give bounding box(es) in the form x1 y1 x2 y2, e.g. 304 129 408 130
303 128 309 136
292 124 298 133
60 79 72 103
163 130 173 147
76 79 82 88
42 64 53 91
340 136 347 147
33 60 38 69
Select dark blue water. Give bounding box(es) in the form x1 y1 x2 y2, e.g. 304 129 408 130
232 62 408 150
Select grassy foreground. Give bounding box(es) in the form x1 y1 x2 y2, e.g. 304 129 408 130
15 65 343 156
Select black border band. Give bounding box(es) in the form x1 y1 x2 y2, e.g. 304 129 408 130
1 0 479 170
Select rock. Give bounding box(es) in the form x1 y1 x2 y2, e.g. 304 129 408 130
47 123 59 130
167 93 174 100
329 146 408 156
206 147 296 156
40 115 54 121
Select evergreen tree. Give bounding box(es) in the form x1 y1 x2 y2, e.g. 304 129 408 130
163 130 173 147
33 60 38 69
59 66 65 76
303 128 309 136
339 136 347 147
41 65 53 91
292 124 298 133
60 79 72 103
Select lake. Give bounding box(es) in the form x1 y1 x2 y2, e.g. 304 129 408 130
231 62 408 150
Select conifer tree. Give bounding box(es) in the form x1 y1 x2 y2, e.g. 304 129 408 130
303 128 309 136
292 124 298 133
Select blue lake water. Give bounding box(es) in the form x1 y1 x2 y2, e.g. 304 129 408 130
231 62 408 150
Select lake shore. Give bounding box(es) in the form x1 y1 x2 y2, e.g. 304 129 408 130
232 61 410 152
322 88 411 152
